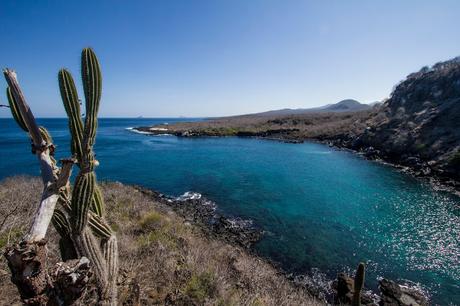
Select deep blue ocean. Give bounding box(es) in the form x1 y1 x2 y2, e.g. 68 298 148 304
1 118 459 305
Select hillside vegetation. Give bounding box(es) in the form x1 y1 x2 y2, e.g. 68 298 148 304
136 109 375 140
348 57 460 183
0 176 320 306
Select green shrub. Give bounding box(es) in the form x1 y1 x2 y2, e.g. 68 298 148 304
138 211 163 231
136 223 178 250
184 271 217 303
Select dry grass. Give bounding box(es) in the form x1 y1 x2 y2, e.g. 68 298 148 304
0 176 322 306
146 110 377 140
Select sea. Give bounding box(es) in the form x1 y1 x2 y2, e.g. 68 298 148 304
1 118 459 305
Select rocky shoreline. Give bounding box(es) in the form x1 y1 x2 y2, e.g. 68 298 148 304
131 183 430 306
318 134 460 197
133 187 263 249
132 126 460 197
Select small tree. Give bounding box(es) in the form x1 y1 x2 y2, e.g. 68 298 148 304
3 48 118 305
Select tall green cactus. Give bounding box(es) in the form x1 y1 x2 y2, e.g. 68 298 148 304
7 86 27 132
82 48 102 151
58 68 84 161
352 262 365 306
64 48 117 304
5 47 118 305
71 171 96 232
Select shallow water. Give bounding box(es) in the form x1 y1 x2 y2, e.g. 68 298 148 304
1 118 459 305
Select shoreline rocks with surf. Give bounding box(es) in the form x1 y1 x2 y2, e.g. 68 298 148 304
133 185 431 305
133 188 263 249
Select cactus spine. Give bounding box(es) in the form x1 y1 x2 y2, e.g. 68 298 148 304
352 262 365 306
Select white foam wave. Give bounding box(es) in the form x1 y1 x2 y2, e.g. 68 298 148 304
176 191 202 201
125 127 152 135
175 192 217 211
126 127 173 136
226 217 254 229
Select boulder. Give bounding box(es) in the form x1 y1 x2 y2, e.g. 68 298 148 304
379 279 428 306
333 273 377 305
334 273 354 304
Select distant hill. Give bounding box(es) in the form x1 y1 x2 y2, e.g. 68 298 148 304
244 99 372 117
322 99 371 112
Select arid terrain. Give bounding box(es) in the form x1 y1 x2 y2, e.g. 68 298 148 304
0 176 321 306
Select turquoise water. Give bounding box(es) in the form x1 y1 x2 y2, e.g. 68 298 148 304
1 118 459 305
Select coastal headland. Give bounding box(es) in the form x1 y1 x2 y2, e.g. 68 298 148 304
135 57 460 194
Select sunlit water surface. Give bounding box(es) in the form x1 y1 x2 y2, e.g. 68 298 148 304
1 118 459 305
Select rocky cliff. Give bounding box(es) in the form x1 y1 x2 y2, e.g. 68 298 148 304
345 57 460 185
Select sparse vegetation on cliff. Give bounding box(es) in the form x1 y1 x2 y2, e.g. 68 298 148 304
0 176 320 306
135 109 375 141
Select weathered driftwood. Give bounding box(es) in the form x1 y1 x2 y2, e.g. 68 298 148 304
3 69 92 305
4 69 60 243
5 241 91 305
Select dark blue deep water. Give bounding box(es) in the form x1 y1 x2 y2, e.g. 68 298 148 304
1 118 459 305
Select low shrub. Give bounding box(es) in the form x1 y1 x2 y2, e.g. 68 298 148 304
184 271 217 303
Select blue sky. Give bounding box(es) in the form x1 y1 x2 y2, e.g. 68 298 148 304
1 0 459 117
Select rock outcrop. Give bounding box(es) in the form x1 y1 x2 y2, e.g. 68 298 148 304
135 188 263 248
330 57 460 187
332 274 429 306
378 279 428 306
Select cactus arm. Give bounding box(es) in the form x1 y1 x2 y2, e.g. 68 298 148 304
91 184 105 217
52 209 79 260
7 86 28 131
352 262 365 306
71 172 96 232
57 193 112 239
88 211 112 238
38 127 53 145
73 228 108 296
52 209 71 237
103 235 119 304
58 69 84 161
81 48 102 151
3 69 44 149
